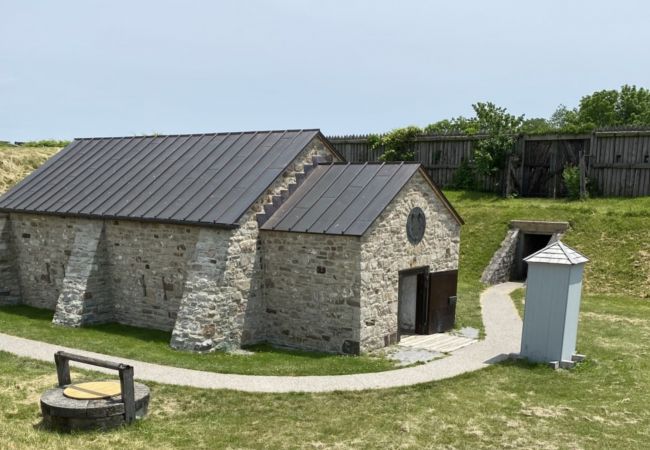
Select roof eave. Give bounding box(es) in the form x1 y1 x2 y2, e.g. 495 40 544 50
0 208 240 230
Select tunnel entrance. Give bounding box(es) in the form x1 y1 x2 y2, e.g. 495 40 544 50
510 233 552 281
481 220 570 286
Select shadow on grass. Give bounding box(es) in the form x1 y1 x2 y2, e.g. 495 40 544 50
0 305 351 362
0 304 171 345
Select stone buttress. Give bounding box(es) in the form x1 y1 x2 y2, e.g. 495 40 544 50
52 221 112 326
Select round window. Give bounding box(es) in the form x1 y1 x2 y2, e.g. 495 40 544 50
406 207 426 244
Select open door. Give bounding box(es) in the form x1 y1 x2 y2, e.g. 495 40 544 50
414 271 430 334
398 267 430 336
428 270 458 333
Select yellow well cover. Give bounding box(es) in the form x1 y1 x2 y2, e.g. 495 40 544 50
63 381 121 400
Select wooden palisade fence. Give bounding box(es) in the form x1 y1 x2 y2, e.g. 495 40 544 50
327 130 650 198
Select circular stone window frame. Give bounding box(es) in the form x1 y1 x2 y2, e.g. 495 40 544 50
406 207 426 245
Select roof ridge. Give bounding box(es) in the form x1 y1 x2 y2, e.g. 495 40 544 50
324 161 421 165
73 129 321 141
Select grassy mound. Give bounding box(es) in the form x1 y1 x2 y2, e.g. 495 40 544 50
0 146 61 193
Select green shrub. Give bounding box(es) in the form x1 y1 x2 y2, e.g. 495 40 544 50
369 126 421 162
19 139 70 147
452 159 477 189
562 165 583 200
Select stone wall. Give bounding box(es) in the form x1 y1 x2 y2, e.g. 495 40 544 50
359 172 461 352
11 213 77 309
260 231 361 354
10 213 196 329
105 220 199 331
170 136 340 351
480 228 520 285
0 213 21 305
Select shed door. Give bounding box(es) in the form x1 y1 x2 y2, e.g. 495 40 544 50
414 272 430 334
428 270 458 333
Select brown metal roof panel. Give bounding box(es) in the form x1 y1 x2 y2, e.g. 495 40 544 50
123 134 226 218
61 137 159 214
81 136 177 215
26 138 120 213
260 165 331 230
0 139 84 208
99 135 196 216
181 131 287 222
1 138 105 210
191 130 320 224
325 164 401 234
0 129 325 228
200 131 305 222
262 163 422 236
288 165 365 233
303 165 381 233
162 132 272 221
50 136 181 214
343 164 418 235
147 133 256 219
120 134 224 218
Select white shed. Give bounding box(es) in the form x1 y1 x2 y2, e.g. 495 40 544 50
520 241 589 367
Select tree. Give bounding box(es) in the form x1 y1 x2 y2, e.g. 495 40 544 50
577 89 619 128
423 116 478 135
472 102 523 175
520 117 553 134
575 85 650 129
616 84 650 125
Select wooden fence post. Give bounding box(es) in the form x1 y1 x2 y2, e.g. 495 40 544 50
119 365 136 424
579 150 587 199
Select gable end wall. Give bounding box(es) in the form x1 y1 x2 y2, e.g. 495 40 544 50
359 172 461 351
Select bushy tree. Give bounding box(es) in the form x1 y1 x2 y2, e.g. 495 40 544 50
369 126 422 162
423 116 478 135
472 102 523 175
576 85 650 129
520 117 553 134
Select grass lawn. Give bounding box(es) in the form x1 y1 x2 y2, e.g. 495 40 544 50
0 305 395 376
1 288 649 449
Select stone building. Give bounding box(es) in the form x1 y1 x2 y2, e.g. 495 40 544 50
0 129 463 354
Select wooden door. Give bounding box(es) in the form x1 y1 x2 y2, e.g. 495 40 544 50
414 272 429 334
428 270 458 333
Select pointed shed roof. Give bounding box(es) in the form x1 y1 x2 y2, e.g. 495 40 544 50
261 162 463 236
524 241 589 265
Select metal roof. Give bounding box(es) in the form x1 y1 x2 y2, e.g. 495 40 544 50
0 129 327 227
260 162 460 236
524 241 589 265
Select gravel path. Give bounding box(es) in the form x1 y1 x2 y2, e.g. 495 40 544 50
0 282 523 393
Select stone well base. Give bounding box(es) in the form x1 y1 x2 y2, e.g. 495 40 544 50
40 382 150 432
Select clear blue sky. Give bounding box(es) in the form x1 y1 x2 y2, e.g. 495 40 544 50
2 0 649 140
